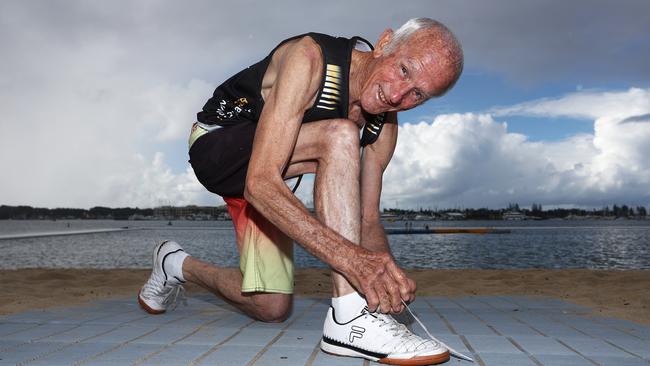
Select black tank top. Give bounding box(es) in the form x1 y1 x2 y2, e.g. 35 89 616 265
197 32 386 146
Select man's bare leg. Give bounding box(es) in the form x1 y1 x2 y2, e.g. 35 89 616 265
311 127 360 298
182 257 291 322
180 119 359 321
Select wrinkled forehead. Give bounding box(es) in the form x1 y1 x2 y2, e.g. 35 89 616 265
400 33 462 96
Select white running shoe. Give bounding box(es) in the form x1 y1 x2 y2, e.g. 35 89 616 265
321 304 450 365
138 240 187 314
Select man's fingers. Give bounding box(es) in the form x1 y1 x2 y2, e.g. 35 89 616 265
383 278 403 313
362 284 380 312
378 291 392 314
407 277 417 302
386 261 414 300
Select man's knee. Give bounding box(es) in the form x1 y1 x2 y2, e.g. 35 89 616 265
252 294 292 323
321 119 360 156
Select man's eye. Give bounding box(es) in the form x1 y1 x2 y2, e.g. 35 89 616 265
400 65 408 76
414 90 423 100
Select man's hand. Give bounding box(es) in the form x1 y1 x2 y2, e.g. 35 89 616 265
343 247 417 314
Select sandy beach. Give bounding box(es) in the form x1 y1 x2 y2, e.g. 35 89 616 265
1 268 648 326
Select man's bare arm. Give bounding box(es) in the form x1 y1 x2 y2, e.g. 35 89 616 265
359 112 416 307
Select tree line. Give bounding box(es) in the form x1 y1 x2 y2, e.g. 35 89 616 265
0 205 154 220
383 203 648 220
1 203 648 220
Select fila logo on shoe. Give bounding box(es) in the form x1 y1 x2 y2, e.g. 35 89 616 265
349 325 365 343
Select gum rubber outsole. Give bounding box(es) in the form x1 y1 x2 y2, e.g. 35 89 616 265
137 293 165 315
321 340 450 365
380 351 450 365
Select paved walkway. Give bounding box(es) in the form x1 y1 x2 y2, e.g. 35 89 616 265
1 295 649 366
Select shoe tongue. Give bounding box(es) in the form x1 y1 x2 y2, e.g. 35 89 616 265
332 292 369 322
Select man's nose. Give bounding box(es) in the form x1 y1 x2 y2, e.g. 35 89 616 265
389 81 410 105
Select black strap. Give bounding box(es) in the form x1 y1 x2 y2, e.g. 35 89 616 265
291 174 303 193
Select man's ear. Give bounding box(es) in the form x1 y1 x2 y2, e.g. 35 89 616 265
373 29 394 58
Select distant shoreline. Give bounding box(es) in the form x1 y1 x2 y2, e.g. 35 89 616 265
2 203 649 221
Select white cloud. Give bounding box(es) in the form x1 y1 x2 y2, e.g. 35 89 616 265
383 89 650 209
491 88 650 120
1 1 649 209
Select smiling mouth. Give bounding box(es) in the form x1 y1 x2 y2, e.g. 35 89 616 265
378 86 389 106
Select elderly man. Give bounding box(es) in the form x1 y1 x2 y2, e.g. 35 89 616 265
139 18 462 365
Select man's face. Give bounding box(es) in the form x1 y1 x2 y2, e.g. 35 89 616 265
359 32 458 115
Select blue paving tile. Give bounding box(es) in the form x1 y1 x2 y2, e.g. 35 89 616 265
533 354 594 366
594 317 650 339
88 324 159 343
39 323 119 342
514 314 587 338
558 336 633 357
175 324 243 346
426 297 464 309
477 352 537 366
454 297 494 310
273 329 322 348
489 323 541 336
310 350 366 366
436 334 473 356
435 308 474 321
139 344 215 365
464 335 522 354
479 296 522 311
81 343 161 365
193 344 260 365
0 341 64 365
83 311 148 325
0 339 23 352
592 356 650 366
444 320 496 335
601 337 650 358
211 312 253 329
288 310 326 330
28 341 116 366
226 327 282 346
134 324 201 344
510 335 576 355
2 323 78 341
1 310 65 324
413 316 454 336
254 345 315 366
0 322 38 337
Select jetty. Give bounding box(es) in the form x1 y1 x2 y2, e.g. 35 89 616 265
386 227 511 235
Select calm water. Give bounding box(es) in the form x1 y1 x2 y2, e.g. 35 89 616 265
1 219 649 270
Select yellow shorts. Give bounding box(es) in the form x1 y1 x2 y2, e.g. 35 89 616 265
224 197 294 294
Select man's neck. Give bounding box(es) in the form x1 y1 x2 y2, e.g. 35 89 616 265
349 49 373 106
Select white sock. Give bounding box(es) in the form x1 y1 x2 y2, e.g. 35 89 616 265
331 291 367 322
166 250 189 282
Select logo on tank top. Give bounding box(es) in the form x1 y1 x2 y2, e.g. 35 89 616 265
316 64 342 111
215 97 252 120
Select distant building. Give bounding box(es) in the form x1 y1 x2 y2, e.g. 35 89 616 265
443 212 465 220
502 211 526 220
153 205 227 220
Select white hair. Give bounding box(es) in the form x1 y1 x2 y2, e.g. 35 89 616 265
384 17 464 85
384 18 442 54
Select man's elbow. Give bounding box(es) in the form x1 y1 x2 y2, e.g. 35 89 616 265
243 175 265 204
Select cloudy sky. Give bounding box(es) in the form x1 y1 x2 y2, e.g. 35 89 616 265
1 0 649 210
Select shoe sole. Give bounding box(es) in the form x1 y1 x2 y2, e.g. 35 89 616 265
321 339 450 365
137 241 169 315
137 292 166 315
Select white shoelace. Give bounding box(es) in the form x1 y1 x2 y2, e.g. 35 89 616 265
369 312 437 352
141 272 187 311
401 300 474 362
